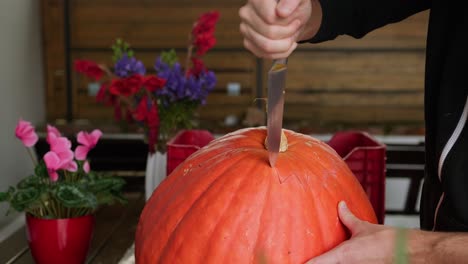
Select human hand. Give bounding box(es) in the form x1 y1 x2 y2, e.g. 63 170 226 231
239 0 321 59
306 201 399 264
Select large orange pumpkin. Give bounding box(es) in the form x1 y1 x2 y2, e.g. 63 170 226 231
136 127 377 263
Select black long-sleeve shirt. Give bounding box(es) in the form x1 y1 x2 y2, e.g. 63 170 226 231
307 0 468 231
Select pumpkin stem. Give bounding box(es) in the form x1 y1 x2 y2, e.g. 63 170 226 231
265 130 288 152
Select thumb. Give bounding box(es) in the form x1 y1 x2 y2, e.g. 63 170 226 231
276 0 301 18
338 201 364 235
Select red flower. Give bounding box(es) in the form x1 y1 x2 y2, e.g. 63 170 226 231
147 103 159 129
192 11 220 36
96 83 108 103
132 96 160 153
143 75 166 92
109 79 128 96
124 74 144 94
113 102 122 121
194 33 216 56
109 75 143 97
187 58 207 77
133 96 150 122
191 11 219 56
74 59 104 81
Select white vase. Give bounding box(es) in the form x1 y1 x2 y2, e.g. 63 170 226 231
145 151 167 200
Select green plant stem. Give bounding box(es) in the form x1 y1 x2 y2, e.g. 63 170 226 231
40 200 51 218
52 198 61 218
64 170 70 182
26 147 38 166
185 42 193 75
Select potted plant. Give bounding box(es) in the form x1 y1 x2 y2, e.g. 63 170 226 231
0 119 126 264
74 11 220 199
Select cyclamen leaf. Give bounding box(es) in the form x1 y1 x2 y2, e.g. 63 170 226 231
0 192 9 202
55 185 97 209
11 187 40 211
89 177 126 193
17 175 42 189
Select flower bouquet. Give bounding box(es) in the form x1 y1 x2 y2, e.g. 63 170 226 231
0 119 126 219
74 11 220 154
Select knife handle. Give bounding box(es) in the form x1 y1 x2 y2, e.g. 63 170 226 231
273 58 288 66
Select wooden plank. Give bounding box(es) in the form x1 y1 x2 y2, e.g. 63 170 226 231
71 2 243 48
41 0 67 121
71 50 256 71
10 253 34 264
268 51 425 92
86 192 143 262
88 193 145 263
283 105 424 123
0 226 29 263
285 92 424 106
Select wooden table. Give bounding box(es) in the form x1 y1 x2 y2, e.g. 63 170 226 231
0 192 145 264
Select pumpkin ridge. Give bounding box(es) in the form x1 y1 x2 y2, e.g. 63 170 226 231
251 165 273 264
281 154 327 260
158 152 259 261
200 156 272 263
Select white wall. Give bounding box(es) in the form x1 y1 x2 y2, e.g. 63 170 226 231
0 0 45 226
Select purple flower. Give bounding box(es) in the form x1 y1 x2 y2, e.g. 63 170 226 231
114 54 146 78
154 56 216 105
154 57 171 74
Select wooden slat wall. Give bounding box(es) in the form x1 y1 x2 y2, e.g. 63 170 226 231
42 0 429 131
41 0 67 120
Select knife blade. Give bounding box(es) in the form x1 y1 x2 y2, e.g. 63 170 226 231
267 58 287 167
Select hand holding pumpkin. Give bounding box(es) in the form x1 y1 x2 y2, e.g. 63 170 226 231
306 201 398 263
307 201 468 264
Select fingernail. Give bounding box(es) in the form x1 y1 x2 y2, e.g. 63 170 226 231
339 201 348 210
277 6 292 17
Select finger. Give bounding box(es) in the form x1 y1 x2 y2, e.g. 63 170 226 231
243 38 297 59
240 4 301 39
241 15 302 40
241 24 297 55
240 0 277 25
305 247 342 264
276 0 302 18
338 201 365 235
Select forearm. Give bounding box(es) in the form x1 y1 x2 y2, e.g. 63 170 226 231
408 229 468 263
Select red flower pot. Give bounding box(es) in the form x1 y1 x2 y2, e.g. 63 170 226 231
26 214 95 264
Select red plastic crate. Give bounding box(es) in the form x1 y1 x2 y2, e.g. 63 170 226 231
166 130 215 175
328 131 386 224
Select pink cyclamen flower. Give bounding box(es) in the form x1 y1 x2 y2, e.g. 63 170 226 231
15 119 38 147
48 133 74 163
46 125 61 144
43 151 61 182
75 129 102 160
43 151 78 182
83 160 90 173
46 133 77 174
